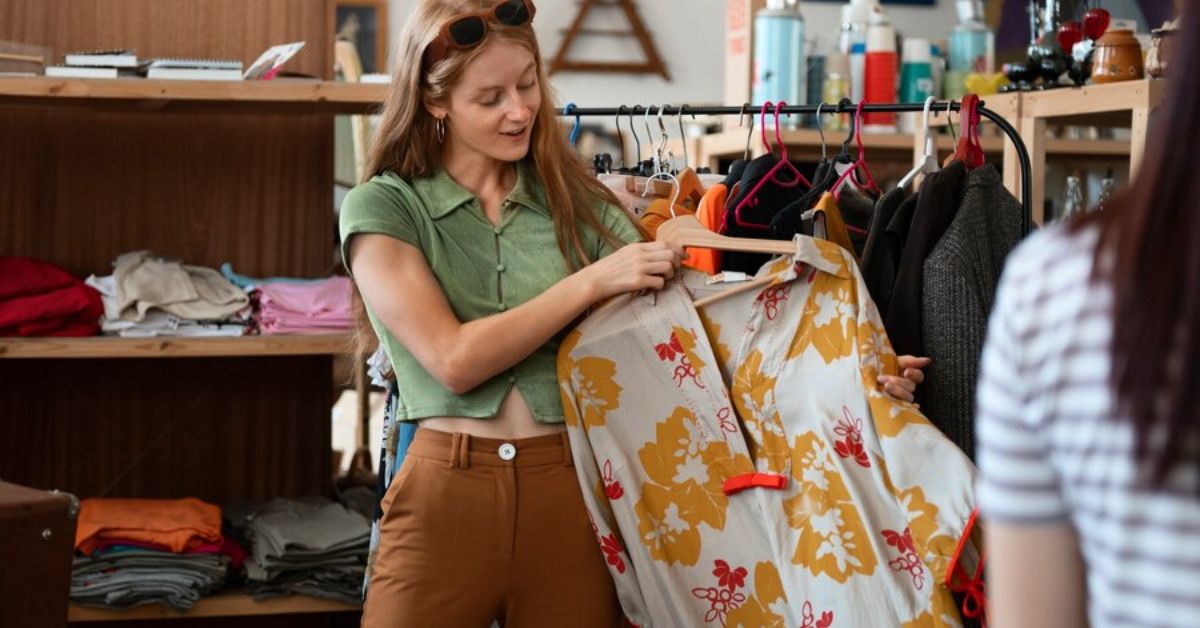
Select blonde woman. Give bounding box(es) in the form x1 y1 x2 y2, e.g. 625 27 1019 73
340 1 927 624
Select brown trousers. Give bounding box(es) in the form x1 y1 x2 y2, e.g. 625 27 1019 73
361 428 622 628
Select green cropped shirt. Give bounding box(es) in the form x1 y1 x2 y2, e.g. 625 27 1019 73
339 160 641 423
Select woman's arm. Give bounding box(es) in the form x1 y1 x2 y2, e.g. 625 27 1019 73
349 234 682 394
987 521 1087 628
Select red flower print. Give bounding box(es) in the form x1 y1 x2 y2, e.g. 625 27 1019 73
882 527 925 590
755 284 790 320
800 601 834 627
717 407 739 436
712 559 748 592
603 460 624 500
655 332 685 361
600 533 627 574
833 407 870 468
691 586 746 625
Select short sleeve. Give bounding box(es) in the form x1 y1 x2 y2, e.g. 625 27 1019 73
338 176 424 277
974 252 1069 524
595 201 644 259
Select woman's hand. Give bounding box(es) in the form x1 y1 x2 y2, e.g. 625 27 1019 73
878 355 930 404
579 241 684 301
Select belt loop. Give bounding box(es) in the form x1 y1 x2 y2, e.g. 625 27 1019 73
560 432 573 467
458 432 471 470
449 433 462 469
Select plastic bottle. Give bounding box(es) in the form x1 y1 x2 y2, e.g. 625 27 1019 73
839 0 872 103
930 42 946 99
822 52 850 133
899 39 933 133
947 0 994 100
864 4 897 129
752 0 806 125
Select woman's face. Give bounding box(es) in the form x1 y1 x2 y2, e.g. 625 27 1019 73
434 38 541 164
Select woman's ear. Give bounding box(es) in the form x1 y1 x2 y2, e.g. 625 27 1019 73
423 95 448 122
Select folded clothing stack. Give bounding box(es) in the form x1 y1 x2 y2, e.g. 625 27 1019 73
235 497 369 605
256 277 352 335
0 256 103 336
70 497 242 610
86 250 251 337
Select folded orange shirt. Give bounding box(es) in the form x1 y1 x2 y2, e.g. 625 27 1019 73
76 497 223 555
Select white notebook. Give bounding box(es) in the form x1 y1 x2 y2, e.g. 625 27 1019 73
146 66 244 81
65 48 139 68
45 65 120 78
149 57 243 70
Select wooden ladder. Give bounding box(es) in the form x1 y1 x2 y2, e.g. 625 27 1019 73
550 0 670 80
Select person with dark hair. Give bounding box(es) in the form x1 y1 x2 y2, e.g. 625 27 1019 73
975 5 1200 627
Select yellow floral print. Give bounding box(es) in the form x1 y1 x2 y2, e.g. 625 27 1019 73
856 317 932 438
785 431 878 581
558 329 623 429
696 308 733 375
731 350 790 474
636 483 702 565
726 562 790 628
787 273 858 364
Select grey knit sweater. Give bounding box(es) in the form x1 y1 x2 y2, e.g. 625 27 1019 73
920 165 1023 461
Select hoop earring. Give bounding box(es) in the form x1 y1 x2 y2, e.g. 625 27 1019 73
436 118 446 143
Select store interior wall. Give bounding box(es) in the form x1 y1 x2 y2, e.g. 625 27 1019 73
385 0 959 109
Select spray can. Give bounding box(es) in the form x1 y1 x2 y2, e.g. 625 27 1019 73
752 0 806 124
864 4 897 129
947 0 994 100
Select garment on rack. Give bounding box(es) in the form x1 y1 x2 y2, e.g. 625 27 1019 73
600 173 658 218
884 160 968 357
807 192 856 256
0 257 103 337
113 251 249 323
722 154 809 274
687 183 727 275
558 238 979 626
919 165 1022 461
860 188 912 314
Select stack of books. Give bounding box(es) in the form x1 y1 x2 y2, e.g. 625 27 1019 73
43 49 245 81
44 49 144 78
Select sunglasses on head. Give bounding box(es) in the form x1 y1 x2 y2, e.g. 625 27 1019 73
424 0 537 67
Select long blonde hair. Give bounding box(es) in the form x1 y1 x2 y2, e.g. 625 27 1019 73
353 0 633 360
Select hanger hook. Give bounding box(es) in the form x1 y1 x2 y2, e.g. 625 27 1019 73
773 101 789 161
642 171 682 218
643 106 658 172
760 101 773 155
816 102 827 161
677 104 692 170
628 105 642 164
840 98 856 154
614 105 627 169
564 102 581 147
657 104 671 172
740 103 754 162
946 101 957 143
921 96 936 157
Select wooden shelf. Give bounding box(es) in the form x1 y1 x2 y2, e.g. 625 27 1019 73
0 334 352 359
68 592 359 622
0 76 386 114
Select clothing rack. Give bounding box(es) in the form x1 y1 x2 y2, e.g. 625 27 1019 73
558 101 1034 235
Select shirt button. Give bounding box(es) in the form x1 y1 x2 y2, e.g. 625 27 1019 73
497 303 508 311
496 263 506 272
498 443 516 461
493 227 503 235
508 374 517 383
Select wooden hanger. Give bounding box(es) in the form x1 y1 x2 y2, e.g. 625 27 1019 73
656 212 796 308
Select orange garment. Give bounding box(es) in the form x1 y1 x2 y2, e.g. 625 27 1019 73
813 191 859 262
637 198 687 239
76 497 223 555
687 183 727 275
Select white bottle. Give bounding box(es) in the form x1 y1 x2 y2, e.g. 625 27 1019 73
839 0 874 102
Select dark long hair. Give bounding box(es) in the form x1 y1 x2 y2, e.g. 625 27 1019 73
1079 5 1199 486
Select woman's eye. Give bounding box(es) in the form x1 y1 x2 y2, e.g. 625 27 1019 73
519 81 535 90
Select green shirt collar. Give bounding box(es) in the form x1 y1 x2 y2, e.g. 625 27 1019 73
416 159 550 220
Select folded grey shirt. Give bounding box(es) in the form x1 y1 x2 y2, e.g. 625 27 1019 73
114 250 248 322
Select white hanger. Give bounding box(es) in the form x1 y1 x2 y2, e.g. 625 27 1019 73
898 97 941 190
642 170 682 216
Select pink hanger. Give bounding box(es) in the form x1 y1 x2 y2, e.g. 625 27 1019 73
728 101 812 231
832 101 881 201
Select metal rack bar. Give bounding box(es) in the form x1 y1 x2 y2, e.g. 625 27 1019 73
558 101 1033 235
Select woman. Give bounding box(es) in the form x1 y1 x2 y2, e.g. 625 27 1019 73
340 1 928 624
976 6 1200 627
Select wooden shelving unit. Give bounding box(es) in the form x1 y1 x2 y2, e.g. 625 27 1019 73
0 76 386 114
0 334 352 359
68 593 357 622
1 3 363 627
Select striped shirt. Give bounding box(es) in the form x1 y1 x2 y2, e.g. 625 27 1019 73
976 223 1200 628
